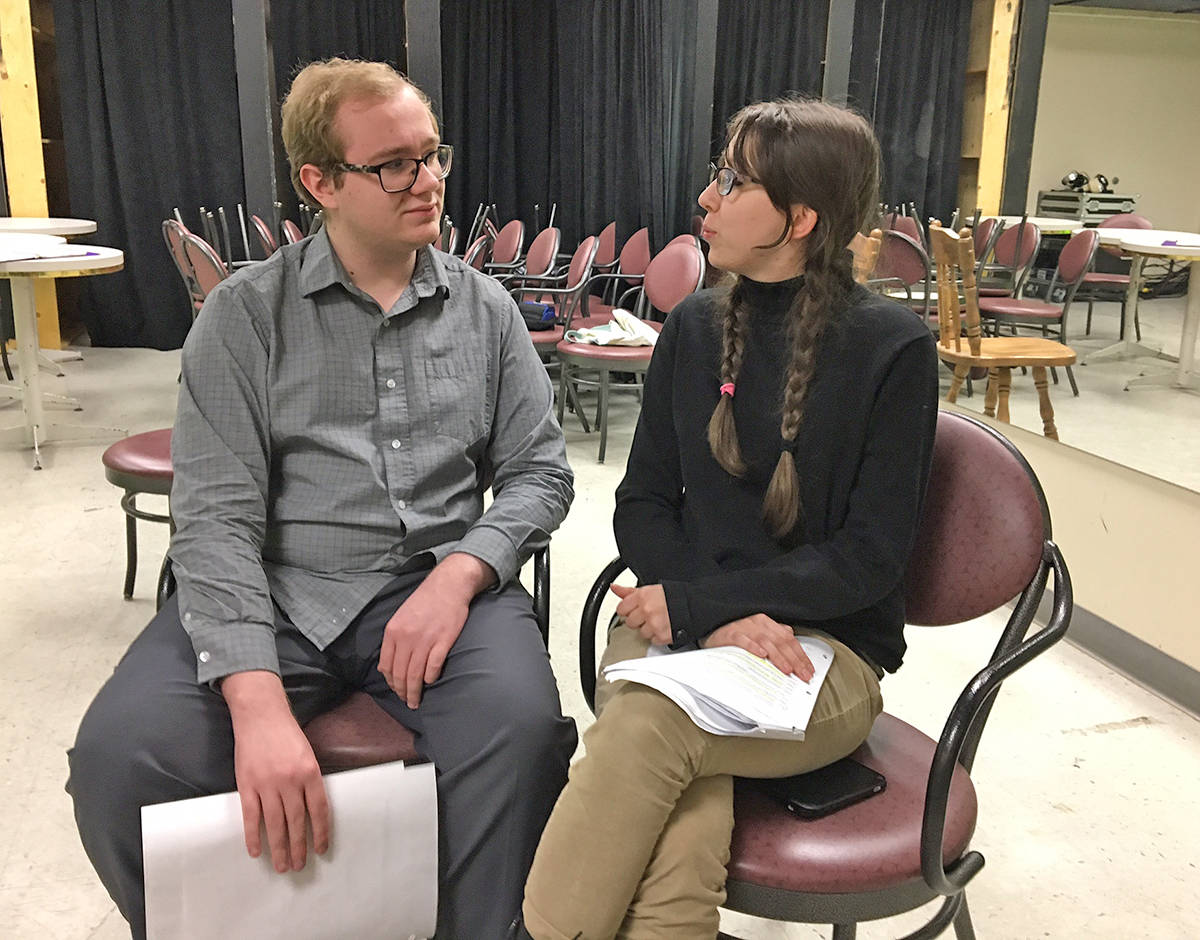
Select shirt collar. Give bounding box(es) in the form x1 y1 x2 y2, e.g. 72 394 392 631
298 227 451 309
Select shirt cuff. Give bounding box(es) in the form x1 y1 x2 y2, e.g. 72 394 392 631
452 523 520 589
182 618 280 686
661 579 713 648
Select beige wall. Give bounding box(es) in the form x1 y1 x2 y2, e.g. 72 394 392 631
946 404 1200 674
1027 9 1200 232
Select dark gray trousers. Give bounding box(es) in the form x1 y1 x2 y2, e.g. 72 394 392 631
67 570 577 939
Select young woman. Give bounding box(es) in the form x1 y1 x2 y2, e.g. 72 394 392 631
521 98 939 940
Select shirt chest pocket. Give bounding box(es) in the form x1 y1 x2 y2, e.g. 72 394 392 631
424 358 489 444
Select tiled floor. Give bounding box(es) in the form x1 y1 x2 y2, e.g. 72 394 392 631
1 302 1197 938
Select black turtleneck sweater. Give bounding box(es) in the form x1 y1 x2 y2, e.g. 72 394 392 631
613 279 938 673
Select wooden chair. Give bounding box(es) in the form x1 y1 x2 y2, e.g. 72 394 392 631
849 228 882 284
929 223 1076 441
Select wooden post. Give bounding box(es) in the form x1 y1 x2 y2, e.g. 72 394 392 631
0 0 61 350
976 0 1020 215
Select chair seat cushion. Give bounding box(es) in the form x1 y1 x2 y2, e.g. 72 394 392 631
727 713 977 894
976 286 1013 297
303 692 420 774
1082 272 1129 285
556 340 656 363
102 428 174 493
530 325 566 349
977 297 1062 319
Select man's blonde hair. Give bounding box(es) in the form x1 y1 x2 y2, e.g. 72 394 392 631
280 58 437 208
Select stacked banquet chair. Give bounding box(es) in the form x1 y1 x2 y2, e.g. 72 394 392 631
873 230 933 322
1078 212 1153 339
483 219 526 276
512 236 599 369
251 214 279 258
556 236 704 463
584 226 652 316
578 409 1073 940
281 218 305 245
976 228 1100 397
463 234 492 271
495 226 561 287
929 223 1076 440
976 218 1041 302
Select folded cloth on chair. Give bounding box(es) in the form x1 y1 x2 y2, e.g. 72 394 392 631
564 308 659 346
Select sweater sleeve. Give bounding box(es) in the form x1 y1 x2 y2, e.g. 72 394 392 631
660 333 939 639
614 306 725 585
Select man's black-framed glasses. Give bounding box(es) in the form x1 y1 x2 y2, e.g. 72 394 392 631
709 162 748 197
339 144 454 193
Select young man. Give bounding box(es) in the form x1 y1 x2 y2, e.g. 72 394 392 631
68 59 576 939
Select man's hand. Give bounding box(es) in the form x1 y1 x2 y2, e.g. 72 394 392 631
378 552 495 709
611 583 672 646
222 671 329 873
702 614 815 680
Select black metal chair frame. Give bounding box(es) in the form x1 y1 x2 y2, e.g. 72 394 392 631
577 411 1073 939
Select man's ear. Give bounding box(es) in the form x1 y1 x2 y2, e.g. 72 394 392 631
790 205 818 242
299 164 338 211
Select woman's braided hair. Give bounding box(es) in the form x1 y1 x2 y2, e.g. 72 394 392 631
706 98 881 539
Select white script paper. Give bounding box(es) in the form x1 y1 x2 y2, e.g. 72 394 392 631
605 638 835 739
142 760 437 940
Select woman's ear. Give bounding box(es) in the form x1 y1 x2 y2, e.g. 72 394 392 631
790 205 818 242
299 164 338 211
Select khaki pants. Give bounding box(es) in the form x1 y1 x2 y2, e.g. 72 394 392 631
524 624 883 940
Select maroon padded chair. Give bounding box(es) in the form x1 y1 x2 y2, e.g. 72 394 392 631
158 550 551 773
518 226 562 280
281 218 304 245
556 238 704 462
181 233 229 305
977 221 1041 298
519 236 601 365
463 234 491 271
579 410 1073 939
162 219 204 320
586 226 651 315
102 429 174 600
883 212 926 251
1080 213 1153 339
593 221 618 272
971 217 1002 270
251 214 278 258
874 230 934 321
978 228 1099 397
484 219 526 274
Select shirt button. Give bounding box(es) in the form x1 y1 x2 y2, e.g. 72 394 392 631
391 439 401 449
386 378 397 389
198 651 210 663
398 499 407 509
184 612 192 622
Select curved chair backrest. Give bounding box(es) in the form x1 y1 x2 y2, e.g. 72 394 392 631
162 219 204 313
181 232 229 299
617 227 652 280
463 235 491 270
595 221 618 267
565 235 599 290
876 230 929 287
281 219 304 245
905 410 1048 626
523 227 561 278
1098 212 1153 259
973 217 1001 259
1055 228 1100 287
438 225 460 255
991 221 1041 268
666 233 699 249
491 219 525 265
251 214 278 256
642 239 705 316
884 212 924 248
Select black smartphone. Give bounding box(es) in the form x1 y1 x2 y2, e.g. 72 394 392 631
754 758 886 819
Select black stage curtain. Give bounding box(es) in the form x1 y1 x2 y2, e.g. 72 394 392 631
711 0 830 151
54 0 245 349
442 0 699 253
271 2 407 223
860 0 974 222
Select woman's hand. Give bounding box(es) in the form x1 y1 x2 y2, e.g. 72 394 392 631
610 583 673 646
702 614 815 680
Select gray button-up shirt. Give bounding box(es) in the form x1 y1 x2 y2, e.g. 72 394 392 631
170 229 574 684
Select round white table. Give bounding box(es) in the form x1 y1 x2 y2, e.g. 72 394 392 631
0 243 126 468
994 216 1084 236
1084 230 1200 391
0 216 97 237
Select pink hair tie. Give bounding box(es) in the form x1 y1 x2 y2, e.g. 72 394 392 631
719 382 736 397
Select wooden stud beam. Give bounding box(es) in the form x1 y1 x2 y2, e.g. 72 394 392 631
976 0 1020 215
0 0 62 350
